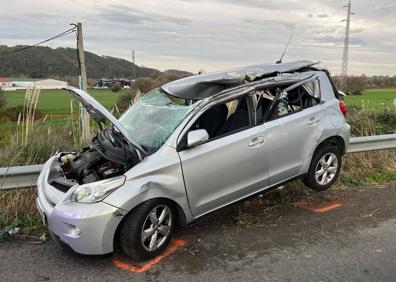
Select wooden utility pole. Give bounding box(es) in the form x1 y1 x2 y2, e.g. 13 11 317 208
76 22 90 143
132 50 136 79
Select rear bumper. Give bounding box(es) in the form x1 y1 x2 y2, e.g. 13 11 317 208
344 124 351 154
36 157 125 255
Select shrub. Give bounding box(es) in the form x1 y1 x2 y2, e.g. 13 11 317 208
111 83 122 92
347 107 396 136
116 92 134 114
370 109 396 134
134 77 158 93
115 90 142 115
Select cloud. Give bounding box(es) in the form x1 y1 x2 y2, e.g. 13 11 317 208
0 0 394 75
99 4 192 25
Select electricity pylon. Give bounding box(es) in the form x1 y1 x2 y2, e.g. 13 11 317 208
340 0 354 92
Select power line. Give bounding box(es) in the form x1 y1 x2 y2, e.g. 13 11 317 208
0 26 77 57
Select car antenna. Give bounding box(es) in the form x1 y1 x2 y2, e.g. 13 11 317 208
276 33 294 64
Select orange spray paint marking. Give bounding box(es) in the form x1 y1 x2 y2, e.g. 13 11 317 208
313 203 341 213
112 238 186 273
295 199 342 213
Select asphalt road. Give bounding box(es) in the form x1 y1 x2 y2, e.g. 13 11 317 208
1 183 396 281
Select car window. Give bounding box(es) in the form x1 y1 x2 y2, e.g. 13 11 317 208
302 78 321 100
281 77 321 110
254 76 321 123
179 95 251 149
199 96 250 139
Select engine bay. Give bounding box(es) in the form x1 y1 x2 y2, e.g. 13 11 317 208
48 126 141 192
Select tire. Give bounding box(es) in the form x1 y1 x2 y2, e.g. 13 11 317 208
119 199 175 260
303 144 342 191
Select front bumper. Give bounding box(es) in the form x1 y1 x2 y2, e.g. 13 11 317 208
36 157 125 255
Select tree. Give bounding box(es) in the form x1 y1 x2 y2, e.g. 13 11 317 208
347 76 368 95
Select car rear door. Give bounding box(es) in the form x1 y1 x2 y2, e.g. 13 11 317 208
263 76 326 185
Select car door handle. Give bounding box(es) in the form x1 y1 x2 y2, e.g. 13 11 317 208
248 136 265 147
307 117 320 126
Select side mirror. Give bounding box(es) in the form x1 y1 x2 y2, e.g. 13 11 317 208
187 129 209 147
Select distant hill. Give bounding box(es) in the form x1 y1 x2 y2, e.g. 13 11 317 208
0 45 178 80
164 69 193 77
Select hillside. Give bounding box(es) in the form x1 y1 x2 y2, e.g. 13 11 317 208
0 45 161 80
164 69 193 77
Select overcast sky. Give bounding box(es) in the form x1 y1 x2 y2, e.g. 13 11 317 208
1 0 395 75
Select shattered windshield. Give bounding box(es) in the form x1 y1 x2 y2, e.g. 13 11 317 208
119 88 199 153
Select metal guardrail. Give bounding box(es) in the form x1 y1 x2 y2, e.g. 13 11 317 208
347 134 396 153
0 134 395 190
0 164 43 190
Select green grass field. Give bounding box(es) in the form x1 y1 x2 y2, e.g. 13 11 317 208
3 88 128 115
344 89 396 111
0 89 128 142
3 88 395 116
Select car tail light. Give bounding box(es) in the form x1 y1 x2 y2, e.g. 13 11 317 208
339 100 347 117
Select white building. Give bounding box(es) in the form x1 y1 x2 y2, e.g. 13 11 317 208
6 78 68 90
0 77 12 88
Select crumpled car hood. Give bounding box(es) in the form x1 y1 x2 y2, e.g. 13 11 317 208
63 86 147 157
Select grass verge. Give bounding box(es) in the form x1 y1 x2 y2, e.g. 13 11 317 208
340 150 396 187
0 188 44 242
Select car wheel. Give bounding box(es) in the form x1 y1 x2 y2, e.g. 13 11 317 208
303 144 342 191
119 199 175 260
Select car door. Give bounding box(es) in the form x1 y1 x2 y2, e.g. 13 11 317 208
263 76 326 185
177 98 269 217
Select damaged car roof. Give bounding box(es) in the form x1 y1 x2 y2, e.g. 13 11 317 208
161 60 319 100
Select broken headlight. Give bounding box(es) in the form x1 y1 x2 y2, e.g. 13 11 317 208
70 176 126 203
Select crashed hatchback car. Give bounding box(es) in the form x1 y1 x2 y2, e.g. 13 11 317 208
36 61 350 260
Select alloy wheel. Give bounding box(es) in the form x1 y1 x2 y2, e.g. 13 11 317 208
315 153 338 186
141 205 173 252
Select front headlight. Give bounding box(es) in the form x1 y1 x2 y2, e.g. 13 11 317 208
70 176 126 203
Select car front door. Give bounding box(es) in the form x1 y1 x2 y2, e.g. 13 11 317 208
177 98 269 217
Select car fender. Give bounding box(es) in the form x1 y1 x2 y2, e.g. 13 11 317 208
103 144 193 223
301 128 349 174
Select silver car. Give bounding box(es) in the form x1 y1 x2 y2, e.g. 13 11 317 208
36 61 350 260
